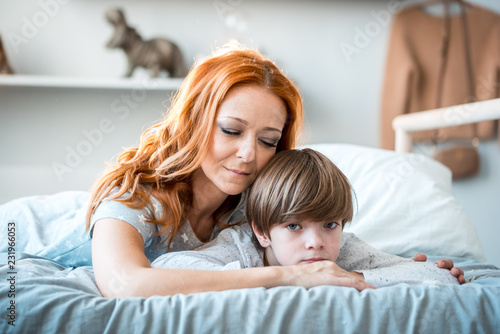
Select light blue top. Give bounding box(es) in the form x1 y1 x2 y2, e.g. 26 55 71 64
89 190 246 263
0 190 245 267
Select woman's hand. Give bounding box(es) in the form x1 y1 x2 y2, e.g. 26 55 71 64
435 258 465 284
282 260 376 291
412 253 427 262
412 253 465 284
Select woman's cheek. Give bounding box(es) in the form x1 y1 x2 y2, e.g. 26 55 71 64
257 150 277 173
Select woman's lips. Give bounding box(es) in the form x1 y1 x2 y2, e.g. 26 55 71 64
226 167 251 177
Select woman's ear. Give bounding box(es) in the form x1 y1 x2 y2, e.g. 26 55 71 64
251 222 271 248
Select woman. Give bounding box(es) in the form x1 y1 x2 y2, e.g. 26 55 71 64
87 45 462 298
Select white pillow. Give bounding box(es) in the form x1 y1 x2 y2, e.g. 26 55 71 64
301 143 486 262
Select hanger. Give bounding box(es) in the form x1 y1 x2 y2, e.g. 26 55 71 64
401 0 471 12
417 0 468 7
409 0 471 17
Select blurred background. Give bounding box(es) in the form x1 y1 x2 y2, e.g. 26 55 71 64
0 0 498 265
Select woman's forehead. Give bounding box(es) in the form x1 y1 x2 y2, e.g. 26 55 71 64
216 85 287 125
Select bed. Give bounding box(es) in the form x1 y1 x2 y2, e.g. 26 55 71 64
2 120 500 333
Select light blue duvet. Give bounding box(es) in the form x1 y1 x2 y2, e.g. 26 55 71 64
1 191 499 333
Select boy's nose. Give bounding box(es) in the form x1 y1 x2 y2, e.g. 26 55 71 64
304 231 324 249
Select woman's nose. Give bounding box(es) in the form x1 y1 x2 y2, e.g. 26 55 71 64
236 136 256 163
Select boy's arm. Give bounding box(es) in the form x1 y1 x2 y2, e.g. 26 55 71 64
152 224 263 270
336 232 410 271
336 233 459 287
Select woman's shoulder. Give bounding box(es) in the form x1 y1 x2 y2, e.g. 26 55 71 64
90 187 162 242
95 186 164 216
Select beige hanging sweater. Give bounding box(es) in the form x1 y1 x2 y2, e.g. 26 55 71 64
380 4 500 150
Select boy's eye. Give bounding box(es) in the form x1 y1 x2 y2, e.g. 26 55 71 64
286 224 300 231
324 222 339 229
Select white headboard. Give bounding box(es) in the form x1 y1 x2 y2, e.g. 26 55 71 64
392 98 500 153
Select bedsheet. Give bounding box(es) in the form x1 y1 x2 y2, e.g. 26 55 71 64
1 254 499 333
0 174 499 333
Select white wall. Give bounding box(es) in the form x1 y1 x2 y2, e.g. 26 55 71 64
0 0 498 266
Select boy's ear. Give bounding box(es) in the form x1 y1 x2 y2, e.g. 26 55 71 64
251 221 271 248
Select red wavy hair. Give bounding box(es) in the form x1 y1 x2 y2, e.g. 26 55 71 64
85 45 303 249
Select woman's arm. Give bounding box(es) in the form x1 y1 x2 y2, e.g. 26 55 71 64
359 262 459 287
336 233 460 287
92 219 373 298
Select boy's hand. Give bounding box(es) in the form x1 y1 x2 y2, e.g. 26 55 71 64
284 261 376 291
413 253 465 284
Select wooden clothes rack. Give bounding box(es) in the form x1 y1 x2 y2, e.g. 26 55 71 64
392 98 500 153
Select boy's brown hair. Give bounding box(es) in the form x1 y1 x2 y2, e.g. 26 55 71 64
246 148 354 238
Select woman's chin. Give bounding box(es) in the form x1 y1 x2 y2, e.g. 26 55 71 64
223 188 245 196
220 182 252 196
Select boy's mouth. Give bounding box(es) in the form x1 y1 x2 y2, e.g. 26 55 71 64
301 257 326 264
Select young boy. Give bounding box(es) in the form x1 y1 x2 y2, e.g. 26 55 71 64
152 149 459 288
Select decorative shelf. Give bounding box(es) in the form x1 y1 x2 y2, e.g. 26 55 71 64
0 74 184 91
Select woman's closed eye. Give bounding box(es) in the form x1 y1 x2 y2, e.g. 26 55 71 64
259 137 279 148
220 125 279 148
220 126 240 136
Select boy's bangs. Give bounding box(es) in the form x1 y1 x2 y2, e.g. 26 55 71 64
246 148 354 237
281 172 353 225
